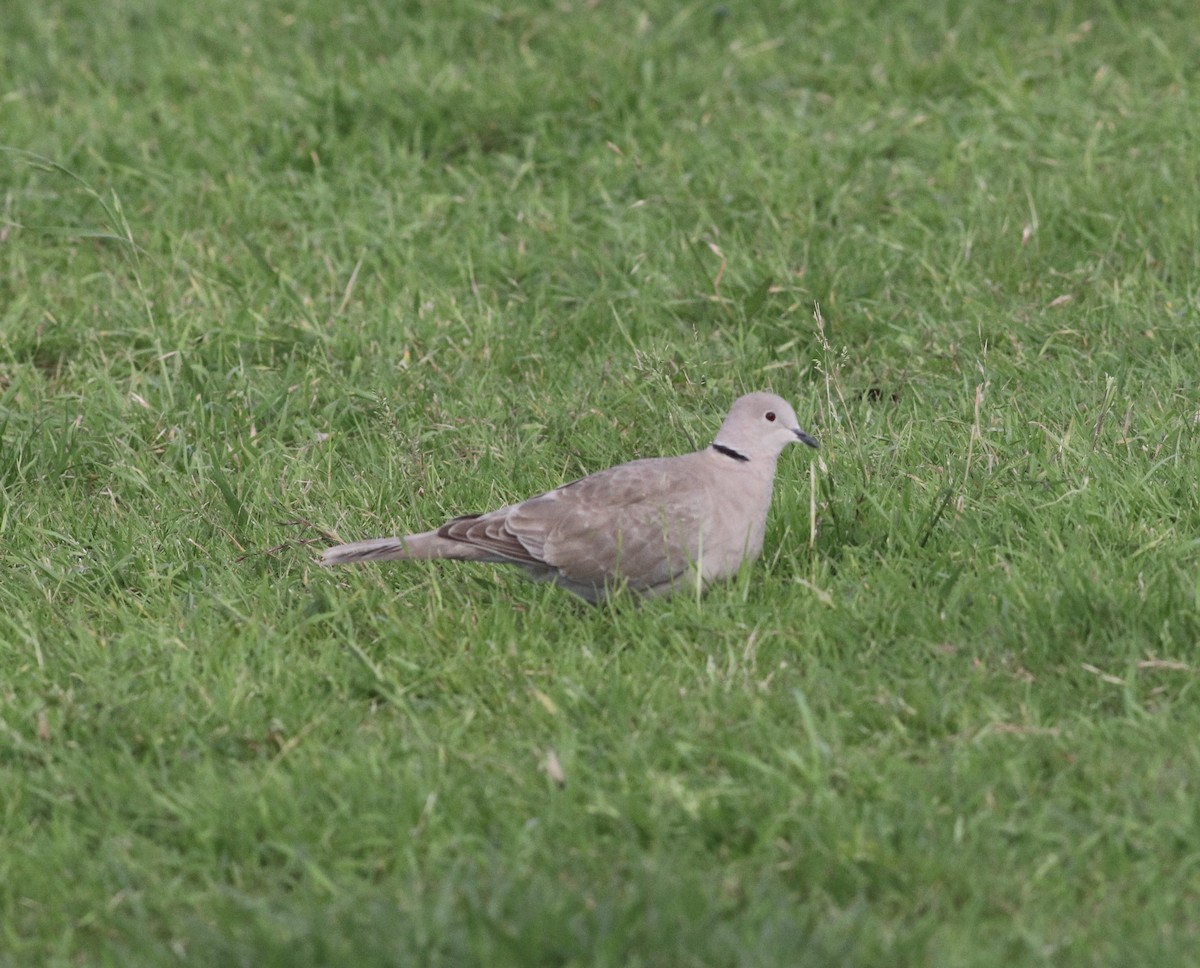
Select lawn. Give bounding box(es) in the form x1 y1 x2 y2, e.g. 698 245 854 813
2 0 1199 965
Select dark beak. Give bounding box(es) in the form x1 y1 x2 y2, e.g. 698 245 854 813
793 428 819 449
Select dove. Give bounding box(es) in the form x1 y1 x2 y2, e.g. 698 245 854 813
320 391 818 602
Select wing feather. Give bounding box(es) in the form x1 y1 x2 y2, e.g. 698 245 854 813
432 454 712 593
437 510 536 563
506 456 709 591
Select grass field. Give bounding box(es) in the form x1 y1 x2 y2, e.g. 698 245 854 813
3 0 1199 964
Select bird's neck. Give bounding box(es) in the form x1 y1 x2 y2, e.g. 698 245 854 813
711 442 750 462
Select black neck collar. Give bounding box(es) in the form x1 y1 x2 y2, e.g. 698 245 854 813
712 443 749 462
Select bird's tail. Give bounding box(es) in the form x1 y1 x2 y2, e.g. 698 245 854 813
320 536 413 566
319 529 489 567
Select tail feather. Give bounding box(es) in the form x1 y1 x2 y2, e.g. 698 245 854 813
320 536 411 566
320 529 495 567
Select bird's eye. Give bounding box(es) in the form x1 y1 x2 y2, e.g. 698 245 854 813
765 411 777 422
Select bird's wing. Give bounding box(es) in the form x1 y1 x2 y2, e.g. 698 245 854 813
434 455 711 589
503 455 712 591
436 505 536 564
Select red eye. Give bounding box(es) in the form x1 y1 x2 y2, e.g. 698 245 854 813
765 411 776 422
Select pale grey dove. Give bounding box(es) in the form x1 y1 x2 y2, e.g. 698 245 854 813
320 391 818 602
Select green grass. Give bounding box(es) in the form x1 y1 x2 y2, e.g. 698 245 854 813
3 0 1199 964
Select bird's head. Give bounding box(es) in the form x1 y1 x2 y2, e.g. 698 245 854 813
712 391 819 463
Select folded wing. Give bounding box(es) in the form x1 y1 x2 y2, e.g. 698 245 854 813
437 455 709 593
